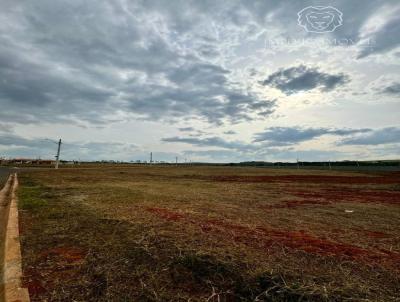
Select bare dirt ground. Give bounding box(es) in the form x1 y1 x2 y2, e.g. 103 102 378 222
17 166 400 301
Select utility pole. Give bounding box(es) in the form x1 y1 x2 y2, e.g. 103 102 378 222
150 152 153 164
176 156 178 165
55 139 62 169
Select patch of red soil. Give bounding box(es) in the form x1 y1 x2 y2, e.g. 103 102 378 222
24 266 82 298
210 174 400 185
146 207 185 221
322 188 400 204
197 219 400 267
39 246 86 263
264 187 400 209
145 207 400 268
361 230 390 239
18 215 33 235
25 247 86 297
23 268 47 296
263 199 331 209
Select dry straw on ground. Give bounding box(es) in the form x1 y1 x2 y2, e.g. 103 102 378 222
17 166 400 301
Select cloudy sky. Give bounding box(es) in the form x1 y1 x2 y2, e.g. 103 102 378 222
0 0 399 162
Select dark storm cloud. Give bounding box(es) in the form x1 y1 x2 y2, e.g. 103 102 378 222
124 66 276 124
0 0 281 126
0 0 394 128
1 0 390 128
0 44 116 124
339 127 400 145
0 0 398 163
261 65 350 95
253 127 371 145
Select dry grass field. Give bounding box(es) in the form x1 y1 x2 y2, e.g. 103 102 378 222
17 166 400 301
0 167 9 187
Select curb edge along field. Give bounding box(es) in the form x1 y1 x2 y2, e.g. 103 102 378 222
1 174 30 302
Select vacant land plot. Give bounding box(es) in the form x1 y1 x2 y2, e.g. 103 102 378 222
17 166 400 301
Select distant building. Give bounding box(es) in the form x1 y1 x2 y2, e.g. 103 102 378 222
1 158 55 165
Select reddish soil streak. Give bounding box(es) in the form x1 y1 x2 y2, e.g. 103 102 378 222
24 247 86 297
359 230 391 239
146 207 400 268
146 207 185 221
264 187 400 209
210 174 400 184
263 199 331 209
23 269 47 296
197 219 396 261
39 247 86 263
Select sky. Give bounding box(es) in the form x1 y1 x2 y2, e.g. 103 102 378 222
0 0 399 163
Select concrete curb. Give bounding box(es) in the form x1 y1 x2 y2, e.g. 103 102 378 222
1 174 30 302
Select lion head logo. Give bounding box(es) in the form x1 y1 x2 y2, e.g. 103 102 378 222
298 6 343 33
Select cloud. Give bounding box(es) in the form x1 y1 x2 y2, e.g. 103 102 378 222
178 127 196 132
0 0 392 127
0 133 138 161
0 0 279 126
0 0 398 162
0 123 12 133
163 126 374 151
178 127 211 136
162 136 255 151
339 127 400 145
183 149 240 160
261 65 349 95
1 0 382 127
357 10 400 59
381 82 400 96
368 76 400 97
253 127 371 145
125 76 277 124
0 134 43 149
